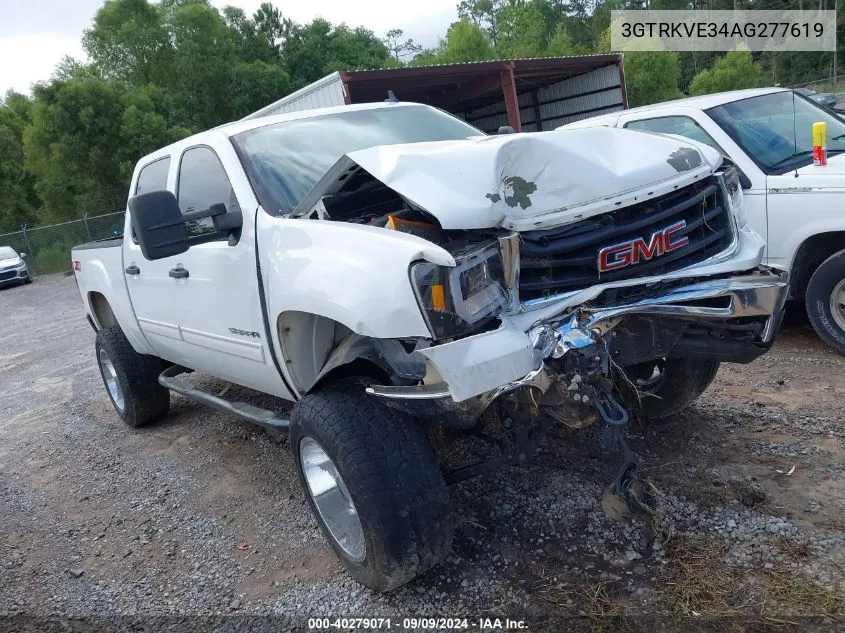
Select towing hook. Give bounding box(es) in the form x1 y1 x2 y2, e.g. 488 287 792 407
593 386 629 426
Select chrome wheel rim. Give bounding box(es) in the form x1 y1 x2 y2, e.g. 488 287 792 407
629 359 666 391
98 348 125 412
831 278 845 333
299 436 365 562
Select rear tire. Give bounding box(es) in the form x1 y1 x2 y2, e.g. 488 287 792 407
805 250 845 355
290 379 453 592
95 326 170 427
623 357 720 421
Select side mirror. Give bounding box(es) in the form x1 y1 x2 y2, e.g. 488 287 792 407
20 252 27 259
129 191 244 260
129 191 190 260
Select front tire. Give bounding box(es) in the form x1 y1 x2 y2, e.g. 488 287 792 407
623 357 720 421
806 250 845 355
290 380 453 592
95 326 170 427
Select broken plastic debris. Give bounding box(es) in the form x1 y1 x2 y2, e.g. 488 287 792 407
237 542 250 551
774 465 796 476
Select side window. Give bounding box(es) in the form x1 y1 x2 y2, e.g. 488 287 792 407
135 157 170 195
177 146 240 237
625 116 726 155
132 157 171 242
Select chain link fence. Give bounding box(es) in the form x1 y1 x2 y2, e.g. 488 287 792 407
0 211 126 275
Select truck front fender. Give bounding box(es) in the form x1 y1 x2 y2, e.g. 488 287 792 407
257 216 455 339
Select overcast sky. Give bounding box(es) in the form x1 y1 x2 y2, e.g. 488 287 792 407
0 0 458 95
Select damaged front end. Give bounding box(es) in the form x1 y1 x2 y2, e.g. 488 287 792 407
367 248 788 518
368 267 789 422
290 124 789 520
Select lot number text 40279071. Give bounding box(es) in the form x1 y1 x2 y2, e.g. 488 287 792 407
307 617 528 630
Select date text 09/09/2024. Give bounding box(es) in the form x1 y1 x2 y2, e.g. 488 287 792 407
307 618 528 630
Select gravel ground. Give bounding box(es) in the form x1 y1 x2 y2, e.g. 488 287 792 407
1 274 844 632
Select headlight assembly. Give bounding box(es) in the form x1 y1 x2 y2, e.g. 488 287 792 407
719 165 747 228
411 242 508 339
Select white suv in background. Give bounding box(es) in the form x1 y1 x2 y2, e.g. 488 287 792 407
563 87 845 354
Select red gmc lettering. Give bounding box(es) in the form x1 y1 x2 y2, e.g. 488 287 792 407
663 220 690 251
598 220 689 273
598 243 633 272
630 233 664 264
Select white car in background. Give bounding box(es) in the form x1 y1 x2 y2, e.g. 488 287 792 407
0 246 31 288
562 87 845 354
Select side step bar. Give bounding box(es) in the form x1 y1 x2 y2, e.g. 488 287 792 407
158 365 290 433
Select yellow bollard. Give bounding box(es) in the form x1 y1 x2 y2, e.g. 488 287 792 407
812 121 827 166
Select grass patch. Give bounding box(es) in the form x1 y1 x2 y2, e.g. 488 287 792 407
660 537 744 616
656 536 844 625
533 537 843 630
535 579 631 632
768 537 812 562
756 567 845 620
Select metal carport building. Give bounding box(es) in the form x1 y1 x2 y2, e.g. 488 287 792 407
246 55 627 133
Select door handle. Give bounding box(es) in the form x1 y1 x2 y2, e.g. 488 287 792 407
125 265 140 275
169 266 189 279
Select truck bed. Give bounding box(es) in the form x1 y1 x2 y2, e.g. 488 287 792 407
72 237 123 251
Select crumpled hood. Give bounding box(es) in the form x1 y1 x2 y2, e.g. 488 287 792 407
343 127 721 232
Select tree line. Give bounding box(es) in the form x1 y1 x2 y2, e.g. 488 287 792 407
1 0 842 232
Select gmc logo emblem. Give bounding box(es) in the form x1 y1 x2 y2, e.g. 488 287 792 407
598 220 689 273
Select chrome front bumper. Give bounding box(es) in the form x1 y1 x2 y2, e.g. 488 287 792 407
367 266 789 425
538 267 789 359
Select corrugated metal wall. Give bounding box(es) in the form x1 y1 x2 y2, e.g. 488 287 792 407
247 63 624 130
243 73 346 120
460 64 624 133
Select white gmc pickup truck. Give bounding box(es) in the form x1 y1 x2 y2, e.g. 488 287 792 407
564 87 845 354
72 101 788 591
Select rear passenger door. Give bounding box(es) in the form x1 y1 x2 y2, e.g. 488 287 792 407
124 143 290 398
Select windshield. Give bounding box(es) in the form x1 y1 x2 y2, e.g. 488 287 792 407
0 246 18 259
231 105 482 214
707 91 845 173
